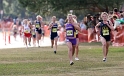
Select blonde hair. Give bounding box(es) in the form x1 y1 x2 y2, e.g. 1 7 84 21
23 19 28 23
65 14 72 22
36 15 42 19
72 15 77 19
52 16 56 19
101 12 108 17
67 14 72 17
73 18 77 23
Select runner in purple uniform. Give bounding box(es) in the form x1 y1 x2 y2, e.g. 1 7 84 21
65 14 81 65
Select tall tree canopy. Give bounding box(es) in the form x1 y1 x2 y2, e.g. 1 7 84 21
0 0 36 19
18 0 124 20
18 0 124 13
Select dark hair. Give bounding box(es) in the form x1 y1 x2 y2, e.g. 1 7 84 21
120 11 123 13
113 8 118 12
86 14 92 22
87 14 91 18
113 16 117 19
120 14 123 17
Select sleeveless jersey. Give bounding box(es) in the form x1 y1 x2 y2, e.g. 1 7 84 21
100 21 111 36
51 23 58 34
65 23 76 38
35 21 41 29
23 25 30 33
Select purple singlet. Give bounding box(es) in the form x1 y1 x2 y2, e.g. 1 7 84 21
65 23 76 38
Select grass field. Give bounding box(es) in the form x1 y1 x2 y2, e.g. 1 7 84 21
0 42 124 76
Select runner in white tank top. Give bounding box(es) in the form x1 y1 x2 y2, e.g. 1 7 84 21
22 19 31 48
23 24 30 33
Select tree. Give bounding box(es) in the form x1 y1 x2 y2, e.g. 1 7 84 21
18 0 124 21
18 0 124 13
49 0 124 12
1 0 36 19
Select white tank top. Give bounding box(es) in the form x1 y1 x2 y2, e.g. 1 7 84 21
23 24 30 33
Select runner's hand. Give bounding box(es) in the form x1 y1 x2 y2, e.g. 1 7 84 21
96 30 99 34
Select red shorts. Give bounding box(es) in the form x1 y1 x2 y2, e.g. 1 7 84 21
24 33 31 38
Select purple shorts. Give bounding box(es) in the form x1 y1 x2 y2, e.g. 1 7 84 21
65 38 77 45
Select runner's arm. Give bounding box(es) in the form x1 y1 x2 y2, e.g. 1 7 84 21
48 22 53 30
95 22 101 33
72 22 81 33
107 21 114 31
41 21 44 29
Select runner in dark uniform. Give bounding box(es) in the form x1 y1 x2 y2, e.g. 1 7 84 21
48 16 59 54
95 12 114 62
35 15 44 47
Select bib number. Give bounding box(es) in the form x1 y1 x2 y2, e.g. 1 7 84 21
32 32 35 35
52 28 57 32
36 24 40 28
66 30 73 36
102 30 109 36
24 28 30 33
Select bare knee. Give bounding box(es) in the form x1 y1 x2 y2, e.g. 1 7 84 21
69 47 73 51
102 43 106 47
55 42 57 45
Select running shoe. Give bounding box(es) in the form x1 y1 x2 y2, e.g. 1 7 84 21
103 58 107 62
70 61 74 65
75 57 79 61
54 51 56 54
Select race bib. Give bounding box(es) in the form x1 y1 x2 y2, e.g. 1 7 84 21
24 28 30 33
66 30 73 36
102 29 109 36
36 24 40 28
52 28 57 32
32 32 35 35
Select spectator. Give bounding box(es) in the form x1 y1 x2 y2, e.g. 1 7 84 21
59 18 65 27
80 20 87 30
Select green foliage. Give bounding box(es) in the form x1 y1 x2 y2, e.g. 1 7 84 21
1 0 124 19
18 0 124 20
0 0 36 18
